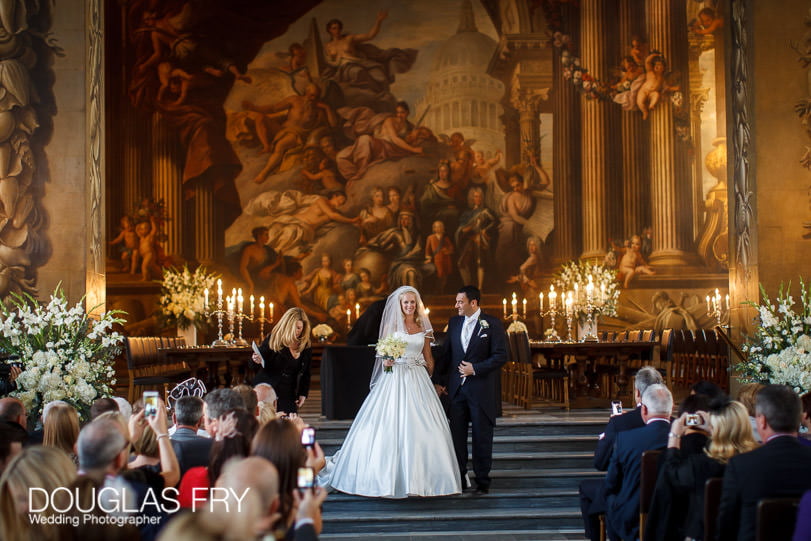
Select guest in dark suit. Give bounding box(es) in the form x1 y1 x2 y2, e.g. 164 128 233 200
717 384 811 541
579 366 663 541
646 398 757 541
252 308 312 414
604 383 673 541
346 298 386 346
436 285 507 494
170 396 212 478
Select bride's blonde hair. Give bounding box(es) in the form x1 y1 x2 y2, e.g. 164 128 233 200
398 289 424 329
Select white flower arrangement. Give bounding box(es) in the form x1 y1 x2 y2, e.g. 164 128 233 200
507 321 528 334
312 324 334 340
554 260 620 318
739 280 811 394
376 333 407 373
159 265 219 331
0 286 125 420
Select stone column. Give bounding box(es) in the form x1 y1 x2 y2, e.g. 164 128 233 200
646 0 696 266
501 105 521 167
511 83 546 161
552 2 582 264
580 0 618 260
122 105 151 215
151 112 184 258
194 183 216 265
618 0 650 238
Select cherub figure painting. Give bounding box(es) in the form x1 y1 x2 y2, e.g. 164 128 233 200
618 235 655 288
637 52 676 120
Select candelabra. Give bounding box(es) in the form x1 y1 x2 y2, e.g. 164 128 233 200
502 292 527 323
205 279 230 347
706 288 729 328
539 288 562 342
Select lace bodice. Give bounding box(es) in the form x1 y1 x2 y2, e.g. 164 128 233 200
391 330 426 367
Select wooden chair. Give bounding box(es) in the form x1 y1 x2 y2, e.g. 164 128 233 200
125 336 190 403
659 328 674 388
756 498 800 541
704 477 723 541
510 331 569 409
639 449 662 541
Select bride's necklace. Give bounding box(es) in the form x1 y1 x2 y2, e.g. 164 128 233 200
404 318 421 335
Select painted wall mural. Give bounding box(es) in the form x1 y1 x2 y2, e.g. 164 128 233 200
106 0 732 335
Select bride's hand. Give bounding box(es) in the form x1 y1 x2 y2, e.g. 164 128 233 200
383 358 394 368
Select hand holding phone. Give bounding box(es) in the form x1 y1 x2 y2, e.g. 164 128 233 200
297 466 314 492
685 413 701 426
610 400 623 416
301 427 316 447
144 391 159 417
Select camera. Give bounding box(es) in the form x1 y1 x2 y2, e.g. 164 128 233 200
610 400 623 416
685 413 701 426
143 391 159 417
301 427 316 447
297 466 314 491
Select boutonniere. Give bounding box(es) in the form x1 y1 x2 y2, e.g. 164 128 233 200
479 319 489 329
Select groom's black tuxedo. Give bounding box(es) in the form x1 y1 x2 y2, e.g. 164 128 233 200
437 310 507 490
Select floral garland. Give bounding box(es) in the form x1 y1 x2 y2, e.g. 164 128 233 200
738 280 811 394
554 260 620 318
0 286 125 420
158 265 220 331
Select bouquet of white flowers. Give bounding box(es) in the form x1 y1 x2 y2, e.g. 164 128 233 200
312 323 334 341
738 280 811 394
0 286 125 420
159 265 219 331
554 259 620 318
376 333 407 373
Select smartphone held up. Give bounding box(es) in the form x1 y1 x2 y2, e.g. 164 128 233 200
301 427 316 447
144 391 159 417
297 466 315 492
610 400 623 416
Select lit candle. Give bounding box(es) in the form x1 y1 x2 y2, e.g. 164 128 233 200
355 303 360 319
503 298 507 318
511 292 517 316
237 288 244 315
217 279 223 304
549 285 557 310
539 292 544 313
346 308 352 329
425 307 430 316
250 295 255 317
259 296 265 321
522 298 527 319
269 302 274 322
586 280 594 303
204 288 209 310
706 295 711 313
565 293 573 315
725 294 729 310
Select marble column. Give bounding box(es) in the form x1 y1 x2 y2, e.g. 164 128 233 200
646 0 696 266
151 112 184 258
580 0 618 260
618 0 650 238
552 2 582 264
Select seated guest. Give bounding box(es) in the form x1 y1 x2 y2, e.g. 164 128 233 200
0 397 27 435
203 388 246 439
0 421 26 473
675 393 712 454
0 446 77 541
646 399 757 541
171 396 212 477
579 366 663 541
232 383 259 417
89 397 119 420
736 382 764 443
717 385 811 541
795 489 811 541
177 408 258 508
127 399 181 490
690 380 725 401
255 383 279 424
604 383 673 541
42 401 80 466
251 418 326 536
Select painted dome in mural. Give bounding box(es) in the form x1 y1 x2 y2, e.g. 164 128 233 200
432 1 497 71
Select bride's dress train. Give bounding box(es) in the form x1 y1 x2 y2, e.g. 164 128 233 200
318 330 461 498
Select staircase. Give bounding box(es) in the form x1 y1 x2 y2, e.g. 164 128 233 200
304 401 604 540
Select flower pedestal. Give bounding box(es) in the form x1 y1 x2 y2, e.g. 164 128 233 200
177 325 198 346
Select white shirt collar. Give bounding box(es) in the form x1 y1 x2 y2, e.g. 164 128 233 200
465 309 481 324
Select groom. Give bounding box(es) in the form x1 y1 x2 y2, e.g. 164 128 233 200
436 285 508 494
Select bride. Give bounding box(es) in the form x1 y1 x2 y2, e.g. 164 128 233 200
319 286 461 498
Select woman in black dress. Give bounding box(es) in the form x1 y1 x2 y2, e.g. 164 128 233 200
251 307 312 414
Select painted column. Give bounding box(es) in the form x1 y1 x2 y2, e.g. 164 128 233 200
552 1 582 264
151 112 183 258
580 0 618 260
619 0 650 238
194 183 216 265
646 0 696 266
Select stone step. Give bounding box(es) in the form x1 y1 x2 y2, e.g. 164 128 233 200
486 468 603 490
323 488 580 513
321 506 585 534
321 529 586 540
318 434 598 455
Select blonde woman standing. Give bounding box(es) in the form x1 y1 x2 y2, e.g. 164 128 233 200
251 307 312 414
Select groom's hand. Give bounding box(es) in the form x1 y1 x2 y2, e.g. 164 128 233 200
434 384 447 396
459 361 475 377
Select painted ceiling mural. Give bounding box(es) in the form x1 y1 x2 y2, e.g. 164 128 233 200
106 0 731 335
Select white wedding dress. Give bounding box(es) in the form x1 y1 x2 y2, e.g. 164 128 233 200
319 330 461 498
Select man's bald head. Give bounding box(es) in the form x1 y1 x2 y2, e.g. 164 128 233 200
0 397 26 427
216 456 279 514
